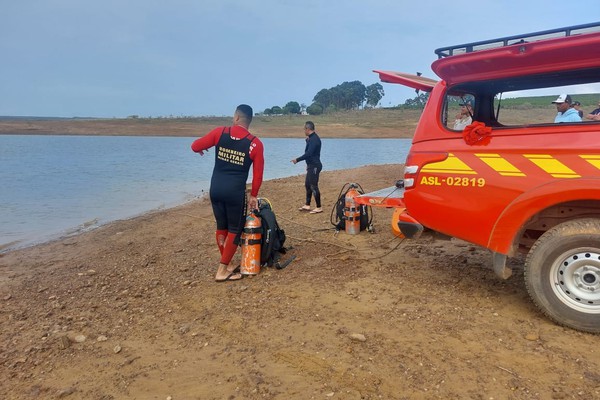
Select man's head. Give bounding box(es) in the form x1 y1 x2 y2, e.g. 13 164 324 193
304 121 315 137
552 94 572 113
458 100 473 116
234 104 253 128
572 101 582 110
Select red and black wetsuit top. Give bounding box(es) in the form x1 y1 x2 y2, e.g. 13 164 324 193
210 127 255 201
191 125 264 198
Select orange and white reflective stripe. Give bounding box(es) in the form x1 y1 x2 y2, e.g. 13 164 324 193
475 153 525 177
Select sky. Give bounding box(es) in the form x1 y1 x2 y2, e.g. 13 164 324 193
1 1 598 118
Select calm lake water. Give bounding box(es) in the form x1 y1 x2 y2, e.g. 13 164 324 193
0 135 410 251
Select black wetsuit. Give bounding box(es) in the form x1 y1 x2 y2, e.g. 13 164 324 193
296 132 322 208
210 128 254 235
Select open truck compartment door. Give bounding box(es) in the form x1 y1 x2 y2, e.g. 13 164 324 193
372 70 437 92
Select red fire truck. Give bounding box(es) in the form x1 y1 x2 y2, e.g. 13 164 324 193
363 23 600 333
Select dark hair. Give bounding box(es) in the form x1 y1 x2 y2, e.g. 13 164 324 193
305 121 315 131
236 104 253 124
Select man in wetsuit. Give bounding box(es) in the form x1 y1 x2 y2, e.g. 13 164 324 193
291 121 322 214
191 104 264 281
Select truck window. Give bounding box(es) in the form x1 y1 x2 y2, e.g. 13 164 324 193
443 93 476 132
493 84 600 126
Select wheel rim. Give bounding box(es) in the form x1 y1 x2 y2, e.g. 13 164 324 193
553 249 600 313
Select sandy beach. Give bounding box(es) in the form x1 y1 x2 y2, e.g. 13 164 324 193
1 163 599 399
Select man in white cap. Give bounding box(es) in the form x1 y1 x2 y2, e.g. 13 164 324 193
552 94 582 123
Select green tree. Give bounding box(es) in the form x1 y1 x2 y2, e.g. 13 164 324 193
336 81 366 109
271 105 283 114
365 83 384 107
403 92 430 108
263 107 272 115
283 101 301 114
312 81 367 112
313 88 332 110
306 103 324 115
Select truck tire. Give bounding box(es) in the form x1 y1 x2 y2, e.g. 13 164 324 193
525 218 600 333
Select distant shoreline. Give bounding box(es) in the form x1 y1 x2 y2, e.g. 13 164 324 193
0 109 420 138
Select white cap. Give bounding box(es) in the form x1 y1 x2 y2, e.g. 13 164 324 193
552 94 572 104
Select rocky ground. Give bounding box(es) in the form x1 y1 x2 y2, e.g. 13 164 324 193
1 164 599 400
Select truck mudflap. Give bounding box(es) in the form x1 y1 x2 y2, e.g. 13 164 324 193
492 252 513 280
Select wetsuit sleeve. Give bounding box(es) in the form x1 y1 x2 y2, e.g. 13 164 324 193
249 139 264 197
296 136 317 163
191 127 222 152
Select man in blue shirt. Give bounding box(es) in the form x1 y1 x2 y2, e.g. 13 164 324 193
553 94 582 123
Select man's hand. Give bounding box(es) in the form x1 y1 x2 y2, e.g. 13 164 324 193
291 159 297 164
248 195 258 211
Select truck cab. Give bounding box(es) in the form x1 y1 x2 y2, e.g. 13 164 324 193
373 23 600 333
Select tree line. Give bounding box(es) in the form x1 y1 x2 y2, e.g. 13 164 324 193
262 81 385 116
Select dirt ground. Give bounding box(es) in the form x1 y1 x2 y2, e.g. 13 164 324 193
1 164 600 400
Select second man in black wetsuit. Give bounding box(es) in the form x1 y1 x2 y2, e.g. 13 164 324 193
291 121 323 214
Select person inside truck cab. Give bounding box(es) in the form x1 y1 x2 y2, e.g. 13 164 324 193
453 100 473 131
552 94 582 123
585 99 600 121
571 101 584 119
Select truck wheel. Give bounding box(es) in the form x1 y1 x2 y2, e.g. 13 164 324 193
525 218 600 333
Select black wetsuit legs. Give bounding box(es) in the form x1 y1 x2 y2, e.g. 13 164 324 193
304 164 322 208
210 190 247 236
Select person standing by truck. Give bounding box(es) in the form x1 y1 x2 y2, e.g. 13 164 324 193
292 121 323 214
